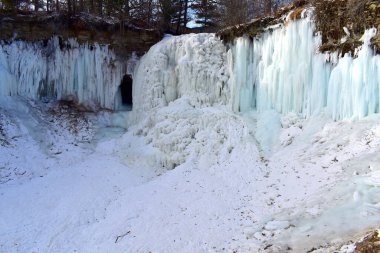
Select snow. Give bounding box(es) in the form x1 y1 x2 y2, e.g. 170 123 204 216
2 96 380 252
2 11 380 253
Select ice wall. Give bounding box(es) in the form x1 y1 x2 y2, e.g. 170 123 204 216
132 10 380 121
2 13 380 119
0 37 125 109
230 12 380 120
132 34 230 121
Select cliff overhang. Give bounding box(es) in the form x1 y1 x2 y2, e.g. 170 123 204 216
0 11 162 57
216 0 308 43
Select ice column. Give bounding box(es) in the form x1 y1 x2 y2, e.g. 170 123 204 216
0 37 125 110
230 13 380 120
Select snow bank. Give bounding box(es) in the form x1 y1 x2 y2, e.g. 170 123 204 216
0 37 125 110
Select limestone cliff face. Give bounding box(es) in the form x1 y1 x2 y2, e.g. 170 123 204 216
0 12 162 111
0 12 162 57
216 1 306 43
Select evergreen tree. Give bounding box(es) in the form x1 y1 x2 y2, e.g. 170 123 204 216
192 0 219 28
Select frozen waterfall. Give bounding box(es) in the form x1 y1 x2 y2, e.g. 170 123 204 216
1 12 380 120
0 37 126 110
131 34 230 121
229 12 380 120
133 12 380 121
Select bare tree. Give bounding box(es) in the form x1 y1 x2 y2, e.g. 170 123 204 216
219 0 249 27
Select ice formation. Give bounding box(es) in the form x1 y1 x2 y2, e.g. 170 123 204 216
229 13 380 120
133 11 380 121
131 34 230 121
1 11 380 119
0 37 125 109
230 12 332 116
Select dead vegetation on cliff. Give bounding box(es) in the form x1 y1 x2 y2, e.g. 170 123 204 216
313 0 380 55
218 0 380 56
353 230 380 253
217 0 308 42
0 11 162 57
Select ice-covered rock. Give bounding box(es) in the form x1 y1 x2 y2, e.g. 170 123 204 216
131 33 230 122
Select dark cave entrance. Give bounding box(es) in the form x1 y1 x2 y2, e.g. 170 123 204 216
117 74 133 110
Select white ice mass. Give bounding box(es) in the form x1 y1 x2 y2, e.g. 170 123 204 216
2 9 380 253
131 12 380 122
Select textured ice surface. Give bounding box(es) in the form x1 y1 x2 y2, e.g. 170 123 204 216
131 34 230 122
2 16 380 119
0 37 125 109
229 15 380 120
132 15 380 122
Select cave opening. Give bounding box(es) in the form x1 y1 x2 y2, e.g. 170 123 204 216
116 74 133 111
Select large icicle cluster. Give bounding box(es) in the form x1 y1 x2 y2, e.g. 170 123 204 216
0 37 125 109
230 12 380 120
133 11 380 121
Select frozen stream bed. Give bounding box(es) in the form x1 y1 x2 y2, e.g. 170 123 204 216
1 96 380 253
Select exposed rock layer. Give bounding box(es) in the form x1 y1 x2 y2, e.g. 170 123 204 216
0 12 162 57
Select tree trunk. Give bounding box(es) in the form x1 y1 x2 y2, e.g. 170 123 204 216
90 0 94 13
34 0 39 12
265 0 272 15
183 0 189 30
67 0 72 13
79 0 84 12
98 0 103 16
176 1 183 34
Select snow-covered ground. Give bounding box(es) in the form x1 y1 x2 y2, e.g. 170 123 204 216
1 96 380 253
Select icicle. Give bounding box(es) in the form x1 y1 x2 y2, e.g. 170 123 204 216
2 16 380 121
0 37 126 110
229 16 380 120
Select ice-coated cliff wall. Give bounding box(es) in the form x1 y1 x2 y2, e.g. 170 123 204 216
229 12 380 120
0 37 125 109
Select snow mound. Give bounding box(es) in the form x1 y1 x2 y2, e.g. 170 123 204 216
0 97 94 185
121 98 250 171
